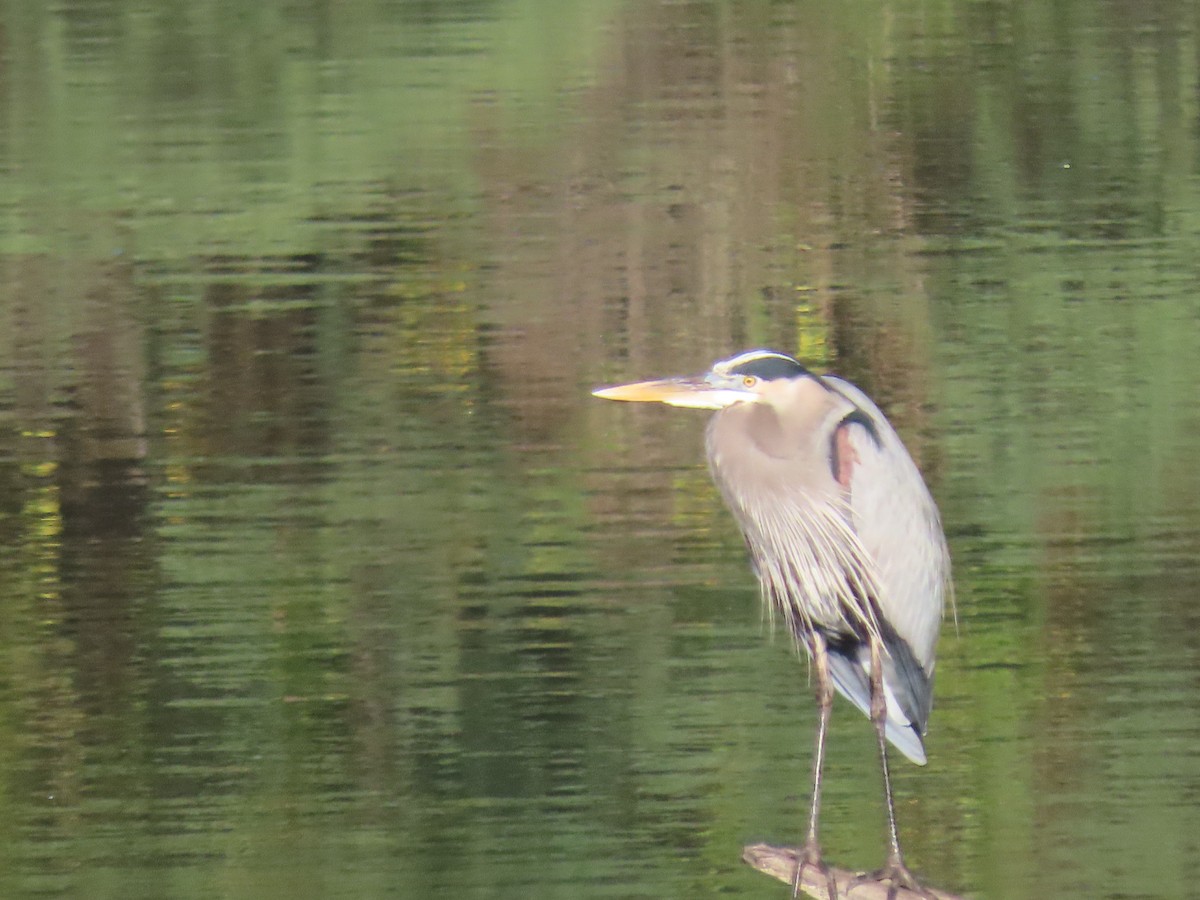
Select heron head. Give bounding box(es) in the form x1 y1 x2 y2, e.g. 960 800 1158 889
592 350 814 410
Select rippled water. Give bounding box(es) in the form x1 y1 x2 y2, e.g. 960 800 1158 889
2 2 1200 899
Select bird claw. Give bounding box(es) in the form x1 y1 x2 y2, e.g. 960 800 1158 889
848 857 936 900
791 842 838 900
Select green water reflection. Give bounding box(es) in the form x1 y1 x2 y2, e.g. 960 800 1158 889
2 2 1199 898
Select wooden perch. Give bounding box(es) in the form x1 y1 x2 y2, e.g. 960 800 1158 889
742 844 963 900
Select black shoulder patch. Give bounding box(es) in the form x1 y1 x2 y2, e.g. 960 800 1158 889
837 408 882 447
725 352 810 381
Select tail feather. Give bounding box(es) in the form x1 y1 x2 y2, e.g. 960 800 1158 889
823 625 933 766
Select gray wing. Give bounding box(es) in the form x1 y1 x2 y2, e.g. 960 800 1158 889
822 376 952 765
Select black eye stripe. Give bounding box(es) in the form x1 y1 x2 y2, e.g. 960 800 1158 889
725 353 810 381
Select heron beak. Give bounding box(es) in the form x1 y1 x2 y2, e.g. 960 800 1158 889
592 377 752 410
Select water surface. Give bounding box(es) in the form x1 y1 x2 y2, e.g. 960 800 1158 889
2 3 1199 898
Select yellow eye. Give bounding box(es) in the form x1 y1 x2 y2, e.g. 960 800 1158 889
742 375 758 388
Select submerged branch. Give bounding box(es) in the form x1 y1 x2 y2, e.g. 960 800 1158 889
741 844 963 900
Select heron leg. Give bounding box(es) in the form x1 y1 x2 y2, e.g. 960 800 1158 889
793 631 838 900
847 637 936 900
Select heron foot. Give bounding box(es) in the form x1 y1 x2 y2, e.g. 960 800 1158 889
848 856 936 900
790 841 838 900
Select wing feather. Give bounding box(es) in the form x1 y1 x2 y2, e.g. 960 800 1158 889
823 377 952 761
825 377 950 671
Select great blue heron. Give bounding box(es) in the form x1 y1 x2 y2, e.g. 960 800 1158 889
593 349 951 899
